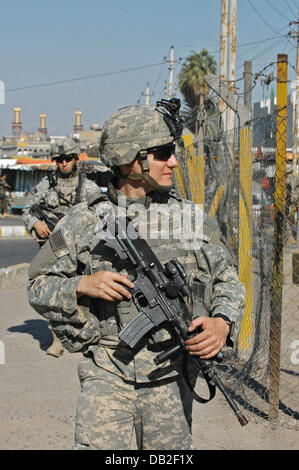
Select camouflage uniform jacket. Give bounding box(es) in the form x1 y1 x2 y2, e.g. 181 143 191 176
0 179 11 198
27 185 245 383
288 174 299 205
22 168 100 234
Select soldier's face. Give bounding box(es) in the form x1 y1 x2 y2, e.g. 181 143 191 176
147 146 178 187
120 144 178 189
56 155 76 174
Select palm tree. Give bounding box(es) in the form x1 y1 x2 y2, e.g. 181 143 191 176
178 49 217 133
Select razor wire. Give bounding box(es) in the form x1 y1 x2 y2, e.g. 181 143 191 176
173 65 299 428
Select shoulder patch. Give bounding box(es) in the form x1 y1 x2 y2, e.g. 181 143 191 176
203 214 218 230
28 240 57 279
87 190 108 208
49 228 68 252
202 214 218 242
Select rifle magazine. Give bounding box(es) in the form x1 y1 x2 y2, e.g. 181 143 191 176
119 311 161 348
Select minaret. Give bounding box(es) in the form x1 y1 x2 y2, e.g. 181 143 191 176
74 110 83 132
38 113 48 135
12 106 22 136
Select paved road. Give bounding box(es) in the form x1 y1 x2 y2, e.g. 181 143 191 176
0 216 297 451
0 281 298 450
0 216 39 268
0 238 39 269
0 215 24 226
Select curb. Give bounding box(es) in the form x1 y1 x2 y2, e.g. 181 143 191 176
0 226 29 237
0 263 29 289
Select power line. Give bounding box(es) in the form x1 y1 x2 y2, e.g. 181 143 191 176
236 27 293 68
174 34 284 54
248 0 293 39
251 36 289 60
6 62 165 93
175 33 292 74
235 33 286 48
265 0 292 22
291 0 299 11
284 0 297 17
236 36 287 70
152 62 166 92
248 0 296 50
237 32 287 59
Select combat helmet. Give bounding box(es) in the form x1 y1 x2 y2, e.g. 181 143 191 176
99 98 183 191
50 138 81 160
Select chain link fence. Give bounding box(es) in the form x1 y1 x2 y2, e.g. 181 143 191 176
173 58 298 428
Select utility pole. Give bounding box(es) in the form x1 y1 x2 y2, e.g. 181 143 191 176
145 82 151 105
269 54 288 420
227 0 237 133
244 61 252 110
138 82 154 105
164 46 182 99
289 17 299 175
220 0 229 132
167 46 175 99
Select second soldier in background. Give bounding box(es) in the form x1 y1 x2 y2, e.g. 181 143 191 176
22 137 100 357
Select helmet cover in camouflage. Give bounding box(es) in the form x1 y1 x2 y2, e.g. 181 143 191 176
51 138 81 160
99 104 179 168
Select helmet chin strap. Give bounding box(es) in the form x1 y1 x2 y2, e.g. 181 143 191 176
125 150 172 193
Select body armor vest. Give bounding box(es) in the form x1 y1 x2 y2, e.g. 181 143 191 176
50 189 225 353
42 171 83 218
86 192 215 348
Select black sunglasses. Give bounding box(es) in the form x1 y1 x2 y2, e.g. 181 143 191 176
56 155 75 164
150 144 176 161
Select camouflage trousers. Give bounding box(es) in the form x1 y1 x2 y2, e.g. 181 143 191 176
0 198 7 214
74 354 195 450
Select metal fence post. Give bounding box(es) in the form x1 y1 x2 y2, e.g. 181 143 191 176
182 133 205 206
238 126 253 351
269 54 288 419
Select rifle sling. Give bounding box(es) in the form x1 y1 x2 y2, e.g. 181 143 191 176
182 352 216 403
74 172 84 205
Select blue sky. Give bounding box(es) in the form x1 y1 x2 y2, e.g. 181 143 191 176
0 0 298 137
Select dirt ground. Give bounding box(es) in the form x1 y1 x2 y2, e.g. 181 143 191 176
0 283 298 451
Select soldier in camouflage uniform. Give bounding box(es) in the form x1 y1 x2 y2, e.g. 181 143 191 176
0 173 11 216
286 163 299 242
22 138 100 246
27 99 245 450
23 137 100 357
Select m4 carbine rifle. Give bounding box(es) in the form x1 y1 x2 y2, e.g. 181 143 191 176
103 217 248 426
30 203 64 233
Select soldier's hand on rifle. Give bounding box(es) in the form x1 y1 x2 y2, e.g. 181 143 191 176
185 316 230 360
76 271 134 302
33 220 51 238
